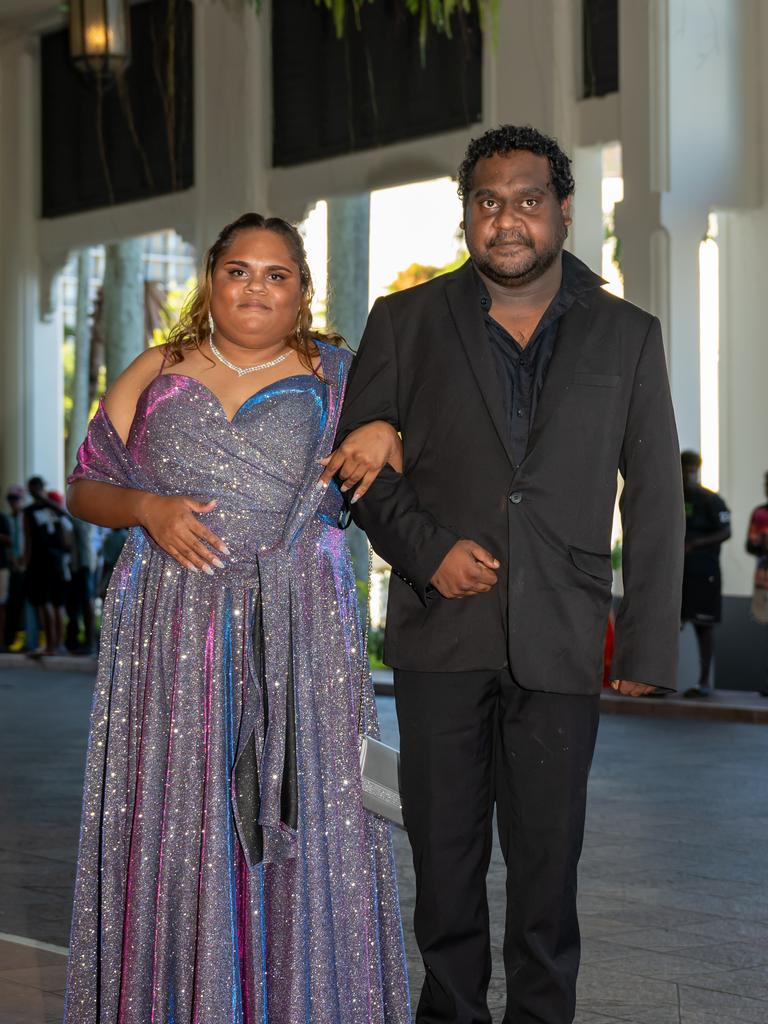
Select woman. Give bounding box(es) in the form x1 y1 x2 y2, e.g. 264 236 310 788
64 214 410 1024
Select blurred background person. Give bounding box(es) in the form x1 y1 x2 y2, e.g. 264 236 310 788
0 501 11 652
745 470 768 696
98 526 128 602
681 450 732 698
23 476 71 656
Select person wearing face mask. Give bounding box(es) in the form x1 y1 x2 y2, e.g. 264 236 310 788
64 214 410 1024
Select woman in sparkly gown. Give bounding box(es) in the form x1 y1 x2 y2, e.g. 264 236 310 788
64 214 411 1024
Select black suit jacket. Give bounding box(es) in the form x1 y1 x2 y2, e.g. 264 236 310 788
337 256 685 694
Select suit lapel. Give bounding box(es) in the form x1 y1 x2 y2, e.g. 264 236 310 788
444 263 517 467
525 290 601 456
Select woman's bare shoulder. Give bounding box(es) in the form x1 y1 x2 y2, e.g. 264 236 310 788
103 346 168 443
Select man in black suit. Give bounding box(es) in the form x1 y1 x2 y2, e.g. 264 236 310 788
332 125 684 1024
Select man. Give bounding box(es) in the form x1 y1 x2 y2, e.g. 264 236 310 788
335 125 684 1024
680 451 731 699
745 470 768 695
0 503 11 652
23 476 71 656
3 486 30 650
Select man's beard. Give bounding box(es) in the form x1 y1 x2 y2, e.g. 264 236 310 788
471 220 568 288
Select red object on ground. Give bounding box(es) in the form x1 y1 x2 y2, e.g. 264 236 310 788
602 611 615 688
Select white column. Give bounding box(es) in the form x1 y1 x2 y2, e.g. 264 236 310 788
0 34 64 492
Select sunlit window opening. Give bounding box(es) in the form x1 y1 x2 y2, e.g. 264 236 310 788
601 143 624 298
699 213 720 492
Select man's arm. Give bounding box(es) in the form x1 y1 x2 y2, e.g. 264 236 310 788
612 317 685 692
336 297 460 601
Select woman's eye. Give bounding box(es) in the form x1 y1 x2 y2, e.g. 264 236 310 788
229 268 246 277
268 273 286 281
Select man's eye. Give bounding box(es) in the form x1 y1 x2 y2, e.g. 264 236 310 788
481 199 497 209
522 199 538 209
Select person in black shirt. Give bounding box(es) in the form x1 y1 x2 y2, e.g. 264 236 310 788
23 475 71 656
681 450 731 698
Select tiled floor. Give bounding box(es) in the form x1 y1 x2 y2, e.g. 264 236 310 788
1 665 767 1023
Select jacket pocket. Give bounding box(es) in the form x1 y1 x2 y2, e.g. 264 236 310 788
568 546 613 583
572 372 620 387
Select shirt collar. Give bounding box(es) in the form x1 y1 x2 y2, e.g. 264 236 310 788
473 249 605 312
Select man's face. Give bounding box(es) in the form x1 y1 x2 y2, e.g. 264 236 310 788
682 464 700 489
462 150 572 288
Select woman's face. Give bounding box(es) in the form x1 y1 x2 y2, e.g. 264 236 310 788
209 228 303 350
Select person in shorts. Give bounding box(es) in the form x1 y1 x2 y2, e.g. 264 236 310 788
23 476 71 656
681 451 732 698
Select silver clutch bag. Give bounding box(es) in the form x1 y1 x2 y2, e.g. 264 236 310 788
360 734 404 828
355 544 405 828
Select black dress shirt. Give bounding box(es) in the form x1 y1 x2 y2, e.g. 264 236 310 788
476 250 604 467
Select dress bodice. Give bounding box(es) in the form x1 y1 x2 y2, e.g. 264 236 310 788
125 370 340 571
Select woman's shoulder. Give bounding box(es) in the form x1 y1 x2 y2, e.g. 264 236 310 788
103 346 168 442
315 338 353 372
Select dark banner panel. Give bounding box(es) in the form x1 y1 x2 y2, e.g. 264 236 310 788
582 0 618 99
42 0 194 219
272 0 482 167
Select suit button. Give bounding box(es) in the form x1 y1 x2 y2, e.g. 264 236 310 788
509 492 522 504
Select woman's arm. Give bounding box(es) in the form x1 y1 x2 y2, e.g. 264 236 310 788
67 349 227 573
318 420 403 502
67 480 226 573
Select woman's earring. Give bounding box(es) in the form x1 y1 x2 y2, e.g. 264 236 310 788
208 311 214 338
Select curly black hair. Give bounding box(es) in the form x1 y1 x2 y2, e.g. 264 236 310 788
457 125 575 206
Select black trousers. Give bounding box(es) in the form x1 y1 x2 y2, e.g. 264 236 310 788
394 668 600 1024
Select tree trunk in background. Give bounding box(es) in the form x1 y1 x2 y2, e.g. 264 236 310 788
66 248 92 474
327 194 372 596
103 239 144 388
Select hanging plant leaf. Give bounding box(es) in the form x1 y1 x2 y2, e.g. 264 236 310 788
242 0 498 48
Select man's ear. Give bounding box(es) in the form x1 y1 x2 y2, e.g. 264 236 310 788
561 195 573 227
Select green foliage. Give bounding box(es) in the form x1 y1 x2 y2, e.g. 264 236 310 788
387 249 468 292
244 0 499 51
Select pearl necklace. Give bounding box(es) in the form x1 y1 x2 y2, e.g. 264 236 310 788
209 337 292 377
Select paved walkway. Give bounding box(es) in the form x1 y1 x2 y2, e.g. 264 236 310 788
1 665 767 1023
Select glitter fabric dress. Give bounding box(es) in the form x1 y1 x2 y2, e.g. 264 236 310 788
63 342 410 1024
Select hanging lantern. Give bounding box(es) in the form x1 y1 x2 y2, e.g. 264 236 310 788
69 0 131 79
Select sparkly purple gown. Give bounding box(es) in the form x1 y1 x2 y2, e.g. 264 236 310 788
64 343 410 1024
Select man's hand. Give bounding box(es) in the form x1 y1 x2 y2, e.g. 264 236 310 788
430 540 500 599
610 680 658 697
318 421 403 503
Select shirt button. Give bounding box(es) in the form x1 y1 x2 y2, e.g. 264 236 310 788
516 408 524 417
509 492 523 504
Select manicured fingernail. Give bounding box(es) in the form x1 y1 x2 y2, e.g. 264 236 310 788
350 494 360 504
188 566 200 573
220 544 231 556
212 557 225 569
202 564 215 576
316 480 328 490
340 483 350 492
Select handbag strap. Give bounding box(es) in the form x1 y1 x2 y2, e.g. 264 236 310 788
357 542 374 735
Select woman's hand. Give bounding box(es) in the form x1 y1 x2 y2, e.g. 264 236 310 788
319 421 403 503
136 493 230 573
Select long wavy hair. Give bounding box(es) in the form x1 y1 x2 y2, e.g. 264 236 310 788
164 213 344 376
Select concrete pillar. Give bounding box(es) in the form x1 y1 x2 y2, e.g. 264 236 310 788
66 249 92 474
103 239 144 388
326 194 371 350
326 194 372 588
0 34 64 492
